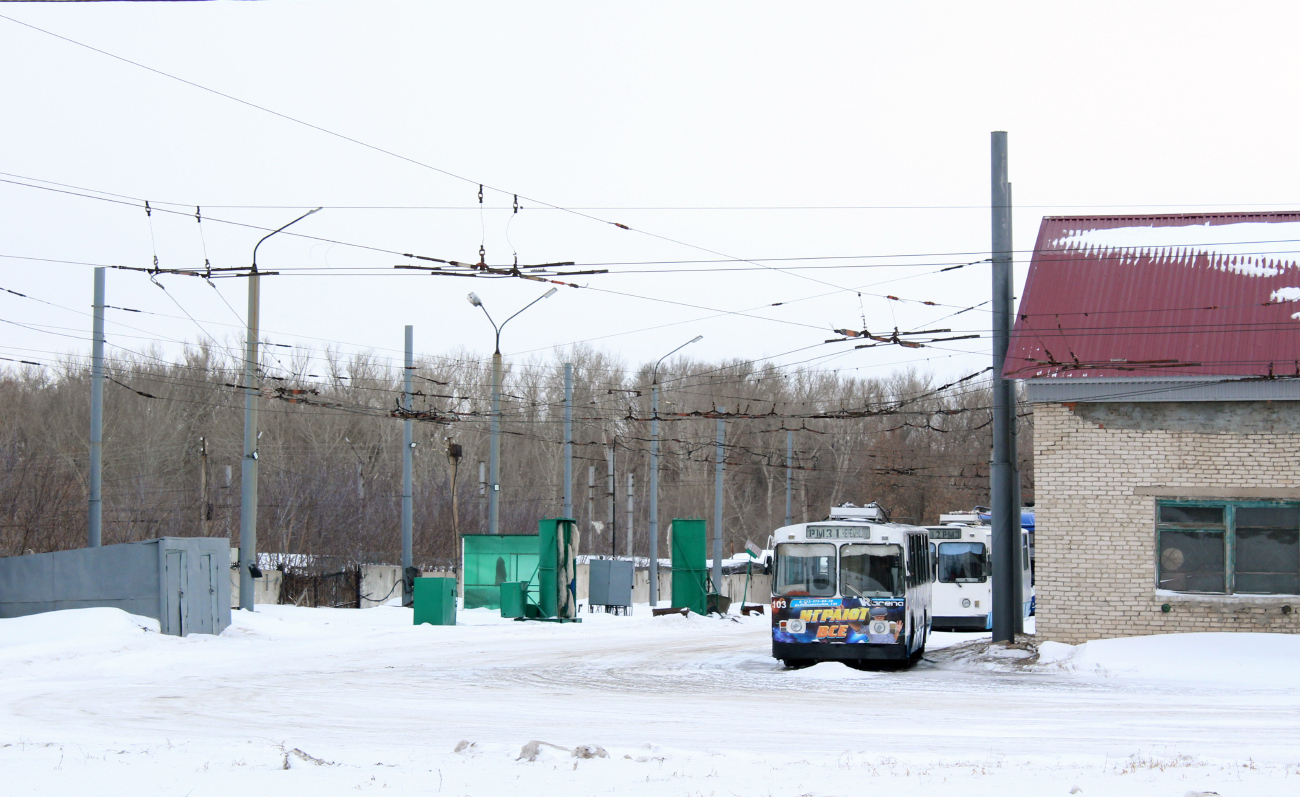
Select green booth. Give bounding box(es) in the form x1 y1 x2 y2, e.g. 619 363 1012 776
461 534 540 610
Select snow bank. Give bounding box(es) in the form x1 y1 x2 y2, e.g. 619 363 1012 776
0 608 158 653
1039 632 1300 683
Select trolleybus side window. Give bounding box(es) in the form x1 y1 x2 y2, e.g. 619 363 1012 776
775 543 836 597
839 543 904 598
937 541 986 583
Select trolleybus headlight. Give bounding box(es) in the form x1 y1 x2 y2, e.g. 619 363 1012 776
869 620 889 636
962 598 971 608
786 619 805 634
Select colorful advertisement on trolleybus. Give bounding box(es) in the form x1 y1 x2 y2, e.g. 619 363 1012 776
772 596 905 645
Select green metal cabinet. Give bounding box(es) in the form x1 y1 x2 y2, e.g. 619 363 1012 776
412 576 457 626
499 581 527 618
671 518 708 615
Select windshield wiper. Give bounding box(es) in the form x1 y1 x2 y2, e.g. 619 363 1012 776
841 582 863 598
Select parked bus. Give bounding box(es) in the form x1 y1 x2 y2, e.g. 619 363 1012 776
926 519 1033 632
771 503 932 669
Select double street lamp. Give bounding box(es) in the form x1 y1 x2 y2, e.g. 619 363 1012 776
468 287 557 534
648 335 703 606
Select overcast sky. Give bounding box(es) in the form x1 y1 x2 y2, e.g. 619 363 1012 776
3 1 1299 385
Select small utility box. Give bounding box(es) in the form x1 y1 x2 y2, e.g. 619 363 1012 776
499 581 527 618
0 537 231 636
412 577 457 626
588 559 634 613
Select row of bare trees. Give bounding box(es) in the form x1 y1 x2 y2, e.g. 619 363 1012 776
0 342 1033 566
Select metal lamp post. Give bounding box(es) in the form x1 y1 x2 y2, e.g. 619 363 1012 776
648 335 703 606
239 207 320 611
468 287 557 535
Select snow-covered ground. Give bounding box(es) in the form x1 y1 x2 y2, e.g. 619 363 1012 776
3 605 1298 796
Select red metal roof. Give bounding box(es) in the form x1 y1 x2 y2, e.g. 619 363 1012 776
1005 212 1300 379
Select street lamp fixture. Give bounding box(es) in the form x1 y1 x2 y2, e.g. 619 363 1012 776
468 288 559 534
239 207 321 612
648 334 703 606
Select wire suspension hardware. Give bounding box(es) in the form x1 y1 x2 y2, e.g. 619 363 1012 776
144 200 159 270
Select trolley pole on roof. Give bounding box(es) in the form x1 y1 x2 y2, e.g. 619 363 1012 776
990 131 1019 643
401 325 414 606
712 407 726 595
88 267 105 548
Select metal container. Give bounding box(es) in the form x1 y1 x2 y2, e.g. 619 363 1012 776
412 576 457 626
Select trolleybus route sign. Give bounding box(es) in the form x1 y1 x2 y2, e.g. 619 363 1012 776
805 525 870 539
928 528 963 540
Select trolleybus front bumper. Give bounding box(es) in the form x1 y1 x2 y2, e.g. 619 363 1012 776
931 614 992 632
773 641 909 662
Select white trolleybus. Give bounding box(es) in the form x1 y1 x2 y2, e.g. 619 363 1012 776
926 512 1033 632
771 503 932 669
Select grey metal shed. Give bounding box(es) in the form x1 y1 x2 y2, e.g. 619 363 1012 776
0 537 232 636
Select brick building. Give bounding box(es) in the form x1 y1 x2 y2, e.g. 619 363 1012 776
1007 212 1300 644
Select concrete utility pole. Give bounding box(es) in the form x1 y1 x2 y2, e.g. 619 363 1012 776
477 461 486 530
649 335 701 606
606 441 615 557
401 325 414 606
990 131 1020 642
563 363 573 521
785 429 794 527
88 267 105 548
238 256 261 611
713 406 726 594
626 473 634 559
468 288 556 534
587 464 596 539
241 207 319 611
199 436 209 537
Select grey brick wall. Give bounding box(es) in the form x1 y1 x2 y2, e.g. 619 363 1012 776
1034 401 1300 644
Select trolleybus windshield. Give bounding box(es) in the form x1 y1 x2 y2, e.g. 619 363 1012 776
839 543 904 598
774 543 836 596
937 541 986 583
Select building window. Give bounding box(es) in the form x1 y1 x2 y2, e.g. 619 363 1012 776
1157 501 1300 595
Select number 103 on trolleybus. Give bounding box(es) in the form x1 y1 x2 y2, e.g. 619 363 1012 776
771 504 933 670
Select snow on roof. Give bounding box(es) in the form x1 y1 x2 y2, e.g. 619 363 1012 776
1007 212 1300 380
1050 220 1300 278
